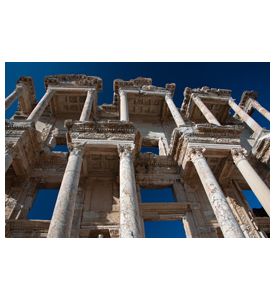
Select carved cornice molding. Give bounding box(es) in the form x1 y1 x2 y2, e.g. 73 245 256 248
5 120 34 130
5 120 35 138
114 77 153 94
44 74 103 91
113 77 175 104
70 120 138 142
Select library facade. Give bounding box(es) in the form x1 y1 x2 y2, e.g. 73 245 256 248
5 75 270 238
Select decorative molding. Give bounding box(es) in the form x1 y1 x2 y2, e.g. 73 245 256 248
45 74 103 91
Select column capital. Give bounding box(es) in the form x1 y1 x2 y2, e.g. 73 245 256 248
231 148 247 164
69 142 86 156
119 89 127 97
187 147 206 162
117 144 135 158
165 91 173 98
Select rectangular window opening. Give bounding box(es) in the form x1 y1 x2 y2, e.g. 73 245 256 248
144 220 186 238
242 189 268 217
140 186 176 203
27 188 59 220
140 145 159 155
51 144 68 152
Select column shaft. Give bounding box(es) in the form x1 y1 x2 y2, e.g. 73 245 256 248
79 89 95 121
27 89 54 122
190 149 244 238
192 96 221 125
120 91 129 121
231 149 270 216
5 86 23 111
228 98 262 134
47 145 85 238
250 99 270 121
165 93 185 127
118 145 142 238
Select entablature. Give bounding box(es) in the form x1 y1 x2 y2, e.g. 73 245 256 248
44 74 103 91
180 86 237 125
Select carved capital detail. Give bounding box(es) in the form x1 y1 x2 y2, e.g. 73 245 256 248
231 148 247 164
70 142 86 156
117 144 135 158
187 147 206 162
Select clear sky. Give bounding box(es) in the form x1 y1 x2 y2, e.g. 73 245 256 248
5 62 270 238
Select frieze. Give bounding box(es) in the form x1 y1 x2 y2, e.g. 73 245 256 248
45 74 103 91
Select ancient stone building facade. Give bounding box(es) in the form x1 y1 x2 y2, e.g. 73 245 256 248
5 74 270 238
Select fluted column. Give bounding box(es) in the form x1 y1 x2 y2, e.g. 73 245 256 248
79 89 95 121
165 93 185 127
231 148 270 216
192 95 221 126
189 148 244 238
27 88 55 122
5 86 23 110
118 144 142 238
228 98 262 134
47 143 85 238
120 90 129 121
250 99 270 121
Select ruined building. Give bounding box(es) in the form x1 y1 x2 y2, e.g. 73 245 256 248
5 75 270 238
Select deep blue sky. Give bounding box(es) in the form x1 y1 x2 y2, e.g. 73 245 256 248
6 62 270 238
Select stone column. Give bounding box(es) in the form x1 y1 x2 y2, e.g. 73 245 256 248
189 148 244 238
120 90 129 121
250 99 270 121
228 98 262 134
118 144 142 238
165 93 185 127
192 95 221 126
5 86 23 110
27 88 55 122
231 148 270 216
47 143 85 238
79 89 95 121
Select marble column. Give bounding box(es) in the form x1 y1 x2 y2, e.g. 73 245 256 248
250 99 270 121
79 89 95 121
165 93 185 127
5 86 23 110
189 148 244 238
118 144 142 238
192 96 221 126
27 88 55 122
231 148 270 216
120 90 129 121
47 143 85 238
228 98 262 134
